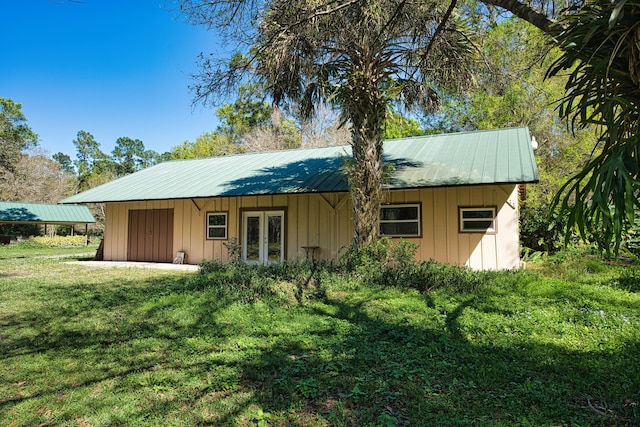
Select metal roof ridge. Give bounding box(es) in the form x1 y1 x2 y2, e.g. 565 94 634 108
382 126 530 143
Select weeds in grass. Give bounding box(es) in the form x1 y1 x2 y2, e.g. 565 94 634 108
1 248 639 426
613 267 640 292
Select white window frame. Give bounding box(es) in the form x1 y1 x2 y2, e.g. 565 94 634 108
206 212 228 240
380 204 421 237
459 207 496 233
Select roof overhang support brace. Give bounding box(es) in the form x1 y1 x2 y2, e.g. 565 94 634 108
315 193 349 215
190 198 212 215
315 194 335 215
497 185 518 210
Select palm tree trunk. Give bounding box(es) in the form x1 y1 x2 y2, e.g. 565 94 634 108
346 76 387 247
271 100 283 149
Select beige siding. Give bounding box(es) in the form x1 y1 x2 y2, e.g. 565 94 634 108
101 184 521 270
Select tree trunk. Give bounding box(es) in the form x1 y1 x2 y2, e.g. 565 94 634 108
479 0 557 35
349 131 385 247
271 100 283 149
345 73 387 248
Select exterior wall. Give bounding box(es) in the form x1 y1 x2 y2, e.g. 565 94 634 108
102 184 520 270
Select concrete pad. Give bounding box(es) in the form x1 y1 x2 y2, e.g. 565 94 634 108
65 260 199 271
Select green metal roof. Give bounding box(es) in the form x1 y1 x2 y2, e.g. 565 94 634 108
60 127 539 204
0 202 96 224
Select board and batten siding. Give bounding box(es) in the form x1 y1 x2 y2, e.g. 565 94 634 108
102 184 520 270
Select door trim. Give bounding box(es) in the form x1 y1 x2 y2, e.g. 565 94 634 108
239 208 287 264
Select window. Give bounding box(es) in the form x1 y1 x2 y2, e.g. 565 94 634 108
459 207 496 233
380 204 420 237
206 212 228 239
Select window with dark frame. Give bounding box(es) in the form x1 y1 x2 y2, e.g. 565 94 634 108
459 207 496 233
380 204 420 237
206 212 228 239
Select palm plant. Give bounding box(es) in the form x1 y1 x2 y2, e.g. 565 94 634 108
547 0 640 253
248 0 474 246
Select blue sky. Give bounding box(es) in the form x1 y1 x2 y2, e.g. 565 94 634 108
1 0 222 158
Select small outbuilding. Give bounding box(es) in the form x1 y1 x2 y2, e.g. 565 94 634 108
0 201 96 244
60 127 538 270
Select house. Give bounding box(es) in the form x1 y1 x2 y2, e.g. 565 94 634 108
59 127 539 270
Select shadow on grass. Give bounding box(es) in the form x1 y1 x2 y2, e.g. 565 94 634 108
1 266 639 426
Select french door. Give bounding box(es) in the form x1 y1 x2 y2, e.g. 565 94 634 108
242 210 285 264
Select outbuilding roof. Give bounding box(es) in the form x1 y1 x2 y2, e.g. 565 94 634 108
60 127 539 204
0 202 96 224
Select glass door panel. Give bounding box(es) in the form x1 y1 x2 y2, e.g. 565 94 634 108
244 215 261 263
267 214 282 263
242 211 284 264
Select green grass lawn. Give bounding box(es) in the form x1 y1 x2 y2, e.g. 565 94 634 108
0 246 638 426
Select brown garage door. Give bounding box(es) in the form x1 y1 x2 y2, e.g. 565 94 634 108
127 209 174 262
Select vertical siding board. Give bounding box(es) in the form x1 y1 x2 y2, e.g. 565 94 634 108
117 204 126 260
257 195 271 208
419 189 433 262
432 188 447 263
273 195 287 207
496 185 519 269
190 200 204 263
109 204 117 260
466 186 486 270
286 195 297 260
446 188 459 265
127 209 134 261
456 187 471 267
308 195 319 247
173 201 183 260
181 201 191 261
202 199 212 261
298 195 309 258
317 197 331 260
165 209 174 263
104 204 114 260
337 196 353 257
481 187 498 270
229 197 238 259
330 194 340 257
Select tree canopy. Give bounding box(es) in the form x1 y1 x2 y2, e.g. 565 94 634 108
0 98 38 177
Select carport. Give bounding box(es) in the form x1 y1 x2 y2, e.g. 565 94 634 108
0 201 96 244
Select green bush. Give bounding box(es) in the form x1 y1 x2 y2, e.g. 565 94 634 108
367 259 488 293
340 238 418 272
339 238 489 293
519 206 562 253
195 259 329 305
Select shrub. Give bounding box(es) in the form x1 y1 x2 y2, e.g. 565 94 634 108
339 238 489 292
340 238 418 273
368 259 488 293
519 206 562 253
195 259 329 305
